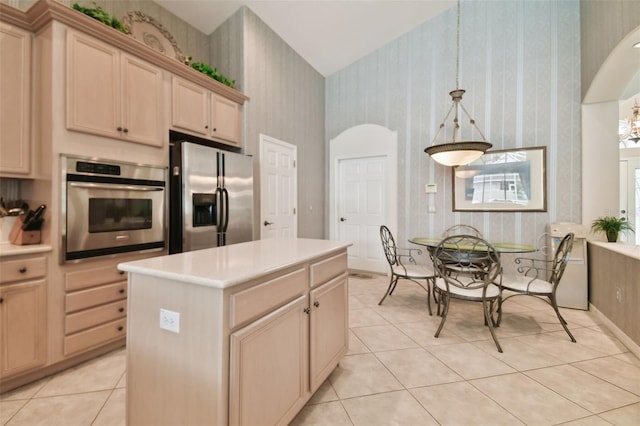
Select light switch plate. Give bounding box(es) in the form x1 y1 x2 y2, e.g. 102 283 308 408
159 308 180 333
425 183 437 193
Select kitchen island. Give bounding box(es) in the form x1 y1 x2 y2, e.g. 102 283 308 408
118 238 350 426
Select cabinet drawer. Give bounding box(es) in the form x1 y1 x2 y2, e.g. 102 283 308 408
310 252 347 287
229 268 307 329
0 256 46 284
66 300 127 334
66 263 127 291
66 281 127 313
64 318 126 356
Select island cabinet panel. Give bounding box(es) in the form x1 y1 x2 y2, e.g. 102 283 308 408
229 295 309 426
66 29 164 147
126 275 225 426
229 267 307 328
0 22 31 176
309 273 348 392
0 253 48 380
122 241 350 426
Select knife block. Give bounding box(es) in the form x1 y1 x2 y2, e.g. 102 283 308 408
9 215 41 245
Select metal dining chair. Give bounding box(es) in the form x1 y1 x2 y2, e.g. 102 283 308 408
497 232 576 342
379 225 434 315
431 235 503 352
442 224 483 238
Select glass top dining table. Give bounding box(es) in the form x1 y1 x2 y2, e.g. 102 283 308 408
409 237 537 254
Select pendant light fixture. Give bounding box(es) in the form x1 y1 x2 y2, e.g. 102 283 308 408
424 0 492 167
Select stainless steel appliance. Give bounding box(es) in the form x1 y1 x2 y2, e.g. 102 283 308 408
169 141 253 253
62 156 166 262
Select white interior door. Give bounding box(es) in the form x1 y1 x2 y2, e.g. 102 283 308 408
337 156 387 272
329 124 397 274
260 135 297 239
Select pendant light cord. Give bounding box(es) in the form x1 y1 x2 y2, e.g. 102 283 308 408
456 0 460 89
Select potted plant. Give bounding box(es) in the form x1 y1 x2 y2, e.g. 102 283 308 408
591 216 635 242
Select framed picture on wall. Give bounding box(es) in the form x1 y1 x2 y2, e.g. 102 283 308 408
452 146 547 212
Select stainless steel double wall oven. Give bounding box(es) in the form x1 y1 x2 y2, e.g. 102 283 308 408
61 155 166 262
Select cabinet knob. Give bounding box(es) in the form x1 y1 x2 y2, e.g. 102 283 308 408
19 267 27 273
119 270 125 275
117 326 124 331
117 126 122 132
0 298 4 304
123 128 129 133
118 307 125 313
205 125 209 129
313 301 320 308
119 288 125 294
213 128 217 132
303 307 310 314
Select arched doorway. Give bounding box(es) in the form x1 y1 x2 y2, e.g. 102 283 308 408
329 124 398 273
582 25 640 240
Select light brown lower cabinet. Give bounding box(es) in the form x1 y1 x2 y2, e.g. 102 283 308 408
229 295 309 426
0 255 47 379
125 248 348 426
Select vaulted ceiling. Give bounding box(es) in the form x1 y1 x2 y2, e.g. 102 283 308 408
154 0 455 76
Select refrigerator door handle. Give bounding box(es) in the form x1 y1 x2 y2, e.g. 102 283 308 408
222 188 230 232
215 187 223 230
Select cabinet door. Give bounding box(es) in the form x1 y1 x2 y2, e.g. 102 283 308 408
66 30 120 139
211 95 241 146
0 23 31 175
0 279 47 378
309 273 348 393
171 77 209 136
121 54 163 146
229 295 308 426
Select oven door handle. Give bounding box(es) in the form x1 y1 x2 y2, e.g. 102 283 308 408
68 182 164 192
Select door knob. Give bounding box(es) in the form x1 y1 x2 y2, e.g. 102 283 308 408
263 220 273 226
340 217 347 222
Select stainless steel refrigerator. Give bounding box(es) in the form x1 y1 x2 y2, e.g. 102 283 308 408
169 141 253 253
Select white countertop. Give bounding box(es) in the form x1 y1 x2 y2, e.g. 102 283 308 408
0 242 53 258
118 238 351 289
589 240 640 260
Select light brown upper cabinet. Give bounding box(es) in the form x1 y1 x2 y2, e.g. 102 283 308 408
0 22 31 176
66 30 163 147
172 76 241 147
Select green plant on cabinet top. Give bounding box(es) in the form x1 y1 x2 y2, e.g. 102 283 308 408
591 216 635 242
190 62 236 89
72 3 130 34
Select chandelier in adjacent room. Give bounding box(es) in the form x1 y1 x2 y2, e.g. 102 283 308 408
619 100 640 148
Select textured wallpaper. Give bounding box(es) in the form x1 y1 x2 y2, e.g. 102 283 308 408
326 0 581 249
210 7 326 239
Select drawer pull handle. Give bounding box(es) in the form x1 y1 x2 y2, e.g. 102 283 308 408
118 307 125 313
303 307 310 314
117 326 124 331
19 267 27 273
119 289 125 294
313 301 320 308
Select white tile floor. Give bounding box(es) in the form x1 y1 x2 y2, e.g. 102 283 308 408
1 273 639 425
